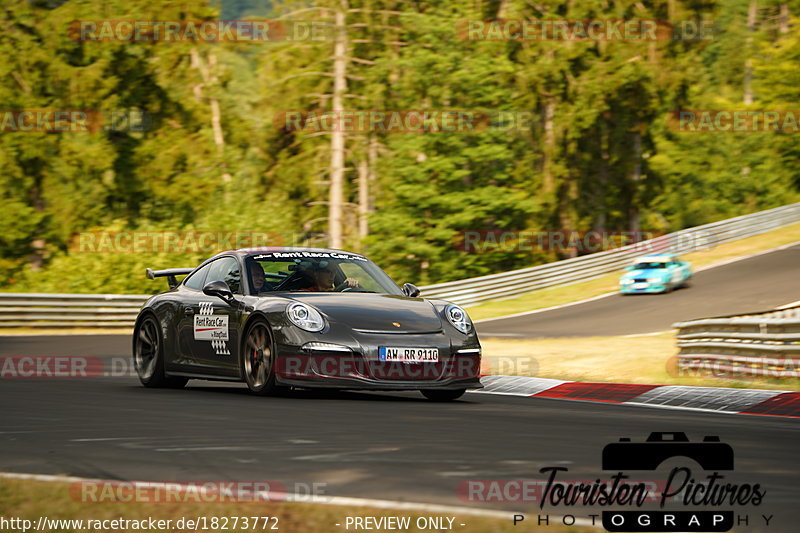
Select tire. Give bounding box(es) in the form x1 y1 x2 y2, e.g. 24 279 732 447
133 315 187 389
241 319 279 395
421 389 466 402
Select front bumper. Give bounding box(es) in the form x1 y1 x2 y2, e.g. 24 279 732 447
273 332 482 390
619 282 668 294
278 375 482 391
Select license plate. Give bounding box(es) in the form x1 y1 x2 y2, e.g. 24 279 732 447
633 282 649 289
379 347 439 363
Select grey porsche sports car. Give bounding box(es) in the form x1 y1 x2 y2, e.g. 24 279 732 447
133 248 482 401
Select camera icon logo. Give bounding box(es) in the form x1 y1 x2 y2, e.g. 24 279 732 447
602 432 734 471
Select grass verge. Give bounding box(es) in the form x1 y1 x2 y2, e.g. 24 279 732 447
0 478 595 533
481 334 800 391
468 222 800 321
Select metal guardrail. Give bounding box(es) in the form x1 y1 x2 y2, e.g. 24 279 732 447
421 202 800 305
673 306 800 378
0 202 798 328
0 293 149 328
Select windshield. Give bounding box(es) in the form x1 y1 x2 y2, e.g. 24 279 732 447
632 262 669 270
245 251 403 295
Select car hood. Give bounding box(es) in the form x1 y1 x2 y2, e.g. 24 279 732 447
285 293 444 333
622 268 668 280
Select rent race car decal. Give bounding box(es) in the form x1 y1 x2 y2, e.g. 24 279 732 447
252 250 367 262
194 302 230 355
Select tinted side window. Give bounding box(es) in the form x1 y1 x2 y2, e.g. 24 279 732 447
184 263 212 290
205 257 242 294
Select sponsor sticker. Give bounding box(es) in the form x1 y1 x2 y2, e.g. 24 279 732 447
194 315 229 341
252 250 368 262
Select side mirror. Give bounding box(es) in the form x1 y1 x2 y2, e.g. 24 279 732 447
203 280 236 306
402 283 420 298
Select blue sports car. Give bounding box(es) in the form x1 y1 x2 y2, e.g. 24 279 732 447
619 254 692 294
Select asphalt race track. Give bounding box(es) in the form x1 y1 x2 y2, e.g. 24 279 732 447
477 243 800 338
0 371 798 531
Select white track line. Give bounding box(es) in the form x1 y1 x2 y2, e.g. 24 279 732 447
693 240 800 273
475 240 800 324
0 472 599 527
776 299 800 310
620 330 672 338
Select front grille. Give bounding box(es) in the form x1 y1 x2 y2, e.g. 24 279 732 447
367 361 447 380
353 328 443 335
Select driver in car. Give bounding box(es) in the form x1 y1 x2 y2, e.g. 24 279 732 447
249 261 267 294
302 262 359 292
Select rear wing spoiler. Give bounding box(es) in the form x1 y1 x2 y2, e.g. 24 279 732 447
146 268 194 290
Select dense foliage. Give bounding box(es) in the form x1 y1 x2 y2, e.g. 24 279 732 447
1 0 798 293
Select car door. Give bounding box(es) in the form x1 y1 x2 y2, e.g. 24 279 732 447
189 256 243 376
668 261 682 284
176 261 214 368
679 260 692 281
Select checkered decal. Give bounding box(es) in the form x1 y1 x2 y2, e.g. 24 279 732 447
211 339 230 355
199 302 214 315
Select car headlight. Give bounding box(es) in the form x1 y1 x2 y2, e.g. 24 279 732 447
446 304 473 334
287 302 325 332
621 279 634 285
647 277 662 283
